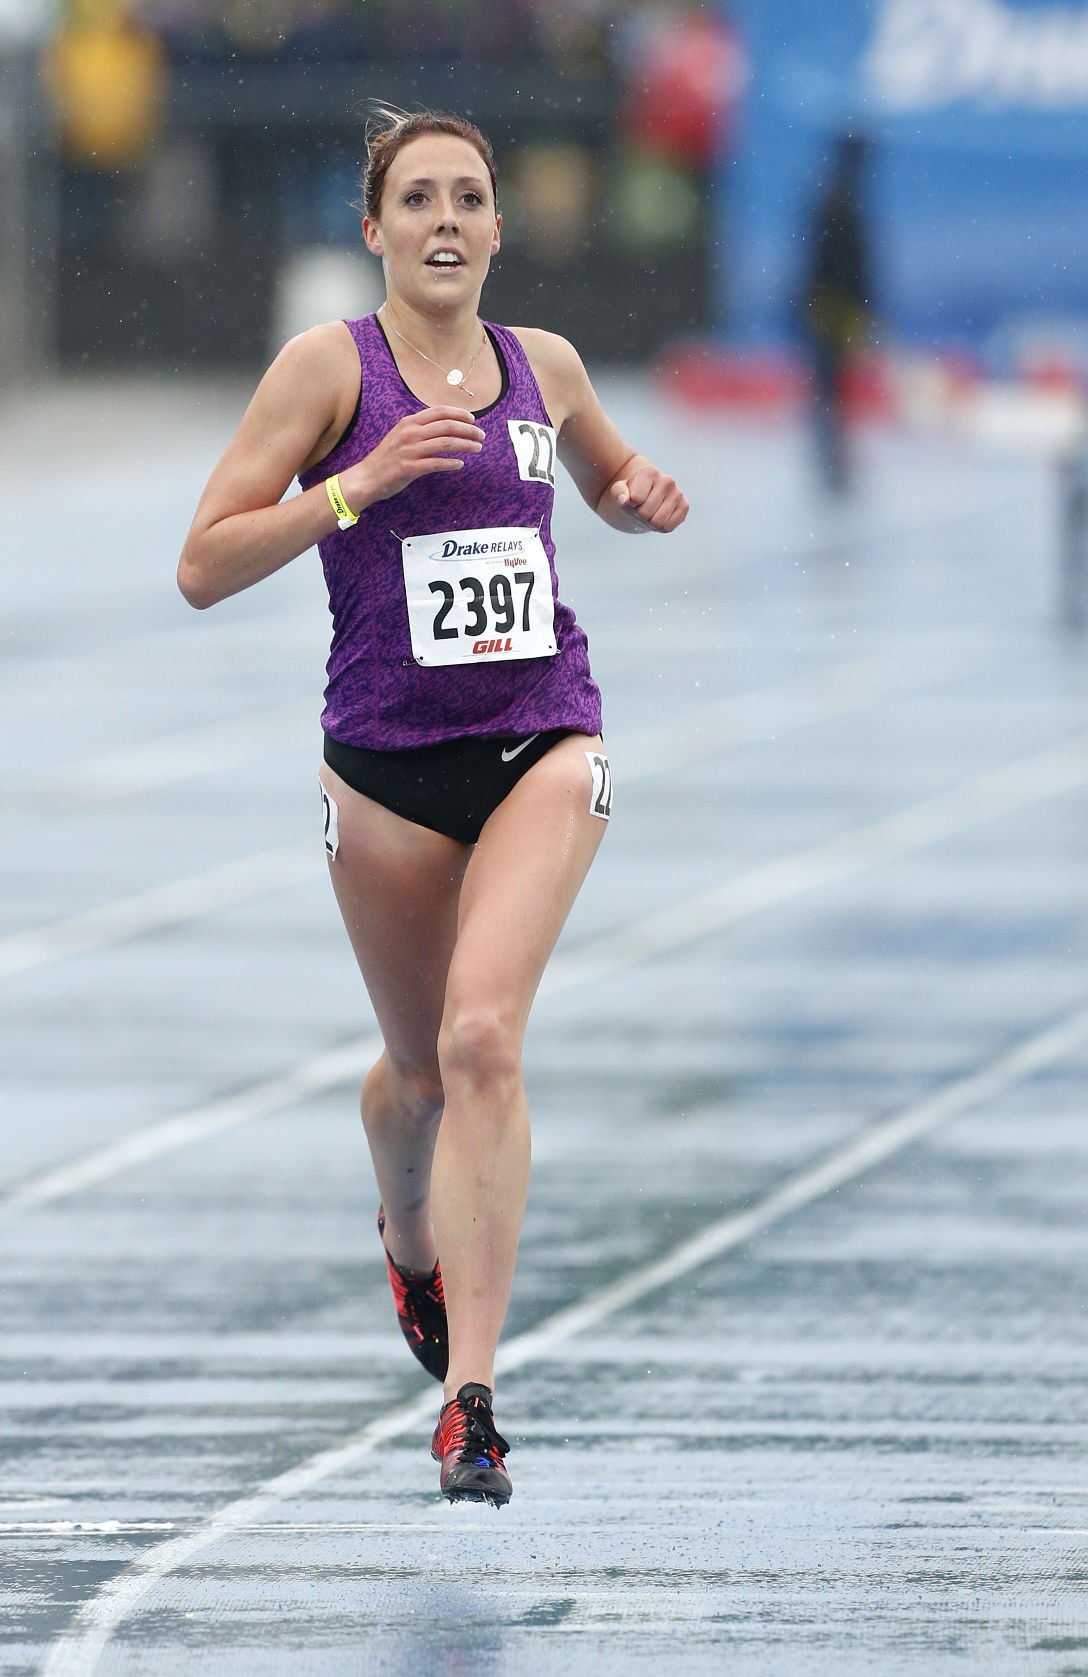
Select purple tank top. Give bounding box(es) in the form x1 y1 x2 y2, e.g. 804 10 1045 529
297 313 603 750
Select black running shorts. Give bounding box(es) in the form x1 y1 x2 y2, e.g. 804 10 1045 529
322 728 576 844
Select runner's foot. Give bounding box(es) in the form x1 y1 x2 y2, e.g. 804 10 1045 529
432 1382 512 1506
378 1205 448 1382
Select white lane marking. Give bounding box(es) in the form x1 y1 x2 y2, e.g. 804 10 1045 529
5 725 1088 1213
5 1520 490 1536
0 1039 378 1215
543 726 1088 995
614 641 961 783
0 842 312 981
38 1388 439 1677
0 637 876 822
500 1000 1088 1369
37 994 1088 1677
0 702 313 822
0 1522 179 1535
0 635 960 977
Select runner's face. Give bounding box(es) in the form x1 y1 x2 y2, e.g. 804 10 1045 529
363 134 501 311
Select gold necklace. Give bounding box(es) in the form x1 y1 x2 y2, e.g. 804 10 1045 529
381 308 487 398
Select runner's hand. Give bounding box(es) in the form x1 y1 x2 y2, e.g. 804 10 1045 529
341 407 486 507
611 466 688 532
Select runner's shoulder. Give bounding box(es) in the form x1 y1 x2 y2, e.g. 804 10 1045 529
507 327 592 425
508 326 587 381
251 321 359 445
266 320 358 393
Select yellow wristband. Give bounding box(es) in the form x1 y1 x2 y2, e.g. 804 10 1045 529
325 473 359 530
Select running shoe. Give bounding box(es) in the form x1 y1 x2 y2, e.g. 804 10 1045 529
377 1206 448 1382
432 1382 512 1507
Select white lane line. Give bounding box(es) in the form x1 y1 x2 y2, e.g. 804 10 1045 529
0 635 961 979
17 633 956 812
544 726 1088 995
0 1522 179 1535
617 641 957 783
5 724 1088 1214
0 1039 379 1215
5 702 314 815
38 993 1088 1677
0 842 311 982
500 999 1088 1368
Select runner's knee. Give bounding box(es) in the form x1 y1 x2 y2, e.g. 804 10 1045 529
438 1005 521 1098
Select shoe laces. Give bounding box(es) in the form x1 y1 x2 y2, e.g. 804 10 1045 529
379 1208 445 1341
389 1260 445 1330
439 1388 509 1466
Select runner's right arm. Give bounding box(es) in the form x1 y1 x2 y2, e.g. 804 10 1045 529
177 325 484 610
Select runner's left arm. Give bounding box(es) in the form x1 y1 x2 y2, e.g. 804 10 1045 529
514 329 689 534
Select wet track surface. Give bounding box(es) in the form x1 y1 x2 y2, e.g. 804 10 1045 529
2 378 1088 1674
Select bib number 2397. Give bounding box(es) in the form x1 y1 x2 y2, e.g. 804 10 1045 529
401 525 558 666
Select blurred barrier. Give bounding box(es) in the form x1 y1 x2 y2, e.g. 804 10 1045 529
1060 439 1088 632
0 50 53 387
39 58 712 372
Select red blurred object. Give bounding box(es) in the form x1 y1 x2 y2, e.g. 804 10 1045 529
622 14 743 167
655 342 900 420
839 355 895 421
1022 356 1087 397
655 343 801 412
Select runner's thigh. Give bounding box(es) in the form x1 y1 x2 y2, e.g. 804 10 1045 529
445 734 610 1031
319 762 470 1070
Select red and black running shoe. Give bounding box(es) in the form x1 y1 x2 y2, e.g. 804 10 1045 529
377 1206 448 1382
432 1382 512 1507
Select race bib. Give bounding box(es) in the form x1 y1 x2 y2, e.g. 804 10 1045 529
401 525 558 666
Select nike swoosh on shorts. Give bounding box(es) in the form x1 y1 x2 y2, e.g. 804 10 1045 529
500 734 541 763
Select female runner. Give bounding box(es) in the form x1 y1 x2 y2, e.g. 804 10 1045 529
178 109 688 1507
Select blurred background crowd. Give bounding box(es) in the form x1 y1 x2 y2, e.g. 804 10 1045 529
3 0 1088 443
1 0 737 373
100 0 633 67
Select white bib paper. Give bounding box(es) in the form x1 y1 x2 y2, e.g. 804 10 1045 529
401 525 558 667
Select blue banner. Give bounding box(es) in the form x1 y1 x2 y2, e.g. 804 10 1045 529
721 0 1088 364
